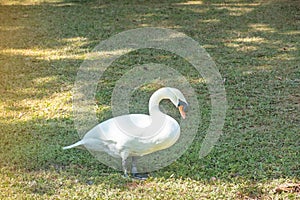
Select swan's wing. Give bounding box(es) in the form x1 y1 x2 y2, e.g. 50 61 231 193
83 114 151 141
101 114 152 138
122 116 180 156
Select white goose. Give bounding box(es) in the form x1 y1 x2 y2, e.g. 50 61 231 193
63 87 188 178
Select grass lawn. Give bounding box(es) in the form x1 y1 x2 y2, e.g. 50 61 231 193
0 0 299 199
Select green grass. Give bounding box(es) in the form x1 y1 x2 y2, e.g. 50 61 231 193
0 0 299 199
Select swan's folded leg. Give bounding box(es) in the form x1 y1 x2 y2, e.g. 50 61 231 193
131 156 138 175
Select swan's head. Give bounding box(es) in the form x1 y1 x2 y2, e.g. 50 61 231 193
166 87 188 119
149 87 188 119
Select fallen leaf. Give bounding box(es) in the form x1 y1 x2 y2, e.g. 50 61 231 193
275 183 300 193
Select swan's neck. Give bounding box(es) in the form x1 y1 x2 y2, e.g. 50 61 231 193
148 88 174 116
149 92 162 116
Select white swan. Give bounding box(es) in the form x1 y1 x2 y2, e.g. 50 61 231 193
63 87 188 178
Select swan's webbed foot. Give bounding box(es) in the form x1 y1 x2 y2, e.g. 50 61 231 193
131 156 149 180
132 173 149 180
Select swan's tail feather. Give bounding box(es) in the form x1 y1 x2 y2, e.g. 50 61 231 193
63 140 84 150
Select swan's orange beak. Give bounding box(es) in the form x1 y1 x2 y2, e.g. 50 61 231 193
178 105 186 119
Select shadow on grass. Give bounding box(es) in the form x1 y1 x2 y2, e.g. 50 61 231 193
0 1 299 197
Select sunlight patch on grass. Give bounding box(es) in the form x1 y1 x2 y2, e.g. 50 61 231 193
200 19 220 23
139 23 151 27
272 53 297 61
226 43 258 52
202 44 217 49
21 91 72 119
60 37 88 44
52 2 77 7
234 37 266 43
0 0 61 5
190 77 207 84
1 90 72 122
213 3 260 16
174 1 203 6
224 37 267 52
280 30 300 35
1 36 88 60
1 48 86 60
87 49 134 61
0 25 25 31
139 83 162 91
96 105 111 114
254 65 274 72
32 76 57 85
11 75 73 121
212 3 261 7
249 23 276 33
